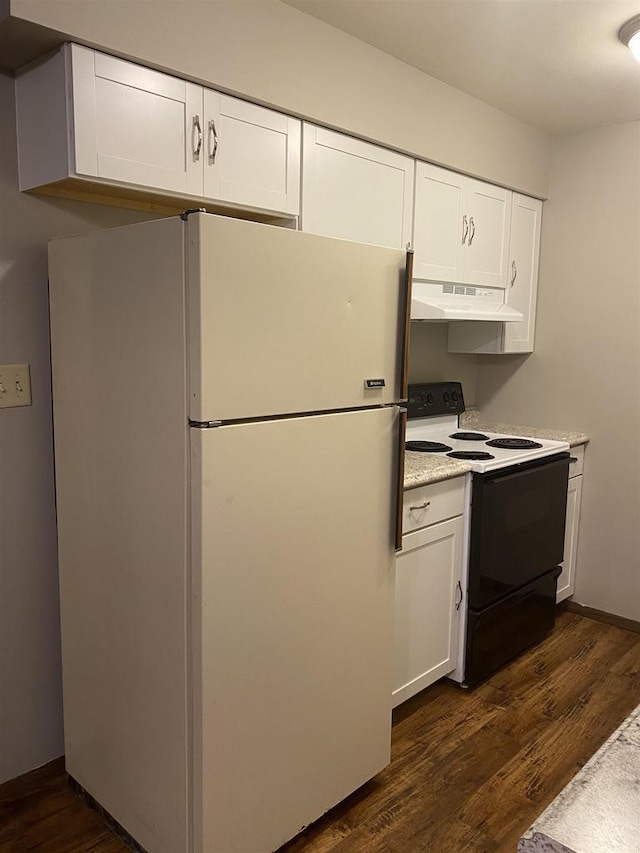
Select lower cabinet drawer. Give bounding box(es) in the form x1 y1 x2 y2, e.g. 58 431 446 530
402 476 466 534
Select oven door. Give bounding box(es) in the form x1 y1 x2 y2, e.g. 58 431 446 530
468 453 570 610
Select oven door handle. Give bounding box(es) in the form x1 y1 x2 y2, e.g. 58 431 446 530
483 454 569 485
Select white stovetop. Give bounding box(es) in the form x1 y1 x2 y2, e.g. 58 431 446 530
406 415 570 474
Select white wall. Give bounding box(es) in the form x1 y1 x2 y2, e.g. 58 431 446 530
476 121 640 621
409 324 478 402
0 73 162 785
7 0 551 197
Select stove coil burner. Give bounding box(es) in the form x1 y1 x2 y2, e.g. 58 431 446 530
447 450 495 460
449 431 490 441
485 437 543 450
406 440 453 453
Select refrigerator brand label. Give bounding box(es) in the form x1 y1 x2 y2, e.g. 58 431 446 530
365 378 386 389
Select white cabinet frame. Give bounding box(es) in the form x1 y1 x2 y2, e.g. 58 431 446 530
413 162 512 289
301 124 414 249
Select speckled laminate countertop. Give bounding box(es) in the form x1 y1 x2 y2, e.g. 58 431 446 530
461 408 590 448
404 453 471 489
518 704 640 853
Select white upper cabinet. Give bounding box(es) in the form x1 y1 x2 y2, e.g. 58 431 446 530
464 180 512 288
73 47 204 196
16 44 300 217
301 125 414 249
413 162 512 288
412 165 465 282
502 193 542 353
202 91 300 216
447 191 542 355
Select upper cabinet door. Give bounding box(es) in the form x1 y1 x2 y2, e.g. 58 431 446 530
72 46 204 196
464 179 512 288
203 91 300 216
413 162 466 283
301 125 414 249
412 164 512 288
503 193 542 353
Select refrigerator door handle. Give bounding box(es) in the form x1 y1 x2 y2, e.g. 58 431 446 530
394 407 407 552
400 249 414 402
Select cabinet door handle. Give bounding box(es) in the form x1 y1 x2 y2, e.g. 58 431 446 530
409 501 431 511
461 215 469 245
511 260 518 286
208 119 219 165
569 456 578 463
468 216 476 246
456 580 464 611
193 115 203 161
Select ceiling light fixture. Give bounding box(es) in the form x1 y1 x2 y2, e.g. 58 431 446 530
619 14 640 61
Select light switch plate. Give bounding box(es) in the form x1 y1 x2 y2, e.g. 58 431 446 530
0 364 32 408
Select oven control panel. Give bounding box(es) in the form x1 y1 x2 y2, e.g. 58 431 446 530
407 382 465 419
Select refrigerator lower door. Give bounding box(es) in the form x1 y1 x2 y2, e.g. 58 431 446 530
190 407 398 853
188 213 407 422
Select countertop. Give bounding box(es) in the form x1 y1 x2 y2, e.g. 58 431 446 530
404 453 471 489
460 408 590 448
518 704 640 853
403 408 589 490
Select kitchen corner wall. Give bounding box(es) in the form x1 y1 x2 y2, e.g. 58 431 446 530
0 74 162 785
476 121 640 622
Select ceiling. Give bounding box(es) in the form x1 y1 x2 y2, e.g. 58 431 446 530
282 0 640 134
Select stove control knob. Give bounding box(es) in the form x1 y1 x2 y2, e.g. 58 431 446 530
426 393 434 405
452 390 459 402
443 392 450 402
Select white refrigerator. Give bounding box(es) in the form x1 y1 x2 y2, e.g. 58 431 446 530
48 212 411 853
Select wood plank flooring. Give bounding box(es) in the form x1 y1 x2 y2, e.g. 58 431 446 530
2 611 640 853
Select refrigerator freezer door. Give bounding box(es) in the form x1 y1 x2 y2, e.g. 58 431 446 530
187 213 407 422
190 406 398 853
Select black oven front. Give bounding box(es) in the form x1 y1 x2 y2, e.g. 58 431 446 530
464 452 570 687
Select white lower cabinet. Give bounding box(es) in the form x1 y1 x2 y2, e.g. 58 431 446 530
556 446 585 602
393 480 466 708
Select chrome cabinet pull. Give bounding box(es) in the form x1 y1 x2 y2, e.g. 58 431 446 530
456 580 464 610
461 215 469 245
208 119 219 164
193 115 203 161
468 216 476 245
409 501 431 511
511 260 518 286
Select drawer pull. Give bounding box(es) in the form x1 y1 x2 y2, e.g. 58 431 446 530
409 501 431 511
569 456 578 463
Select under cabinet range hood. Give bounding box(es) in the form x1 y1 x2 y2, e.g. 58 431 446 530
411 282 524 322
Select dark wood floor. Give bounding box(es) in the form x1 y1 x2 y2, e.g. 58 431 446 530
2 611 640 853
